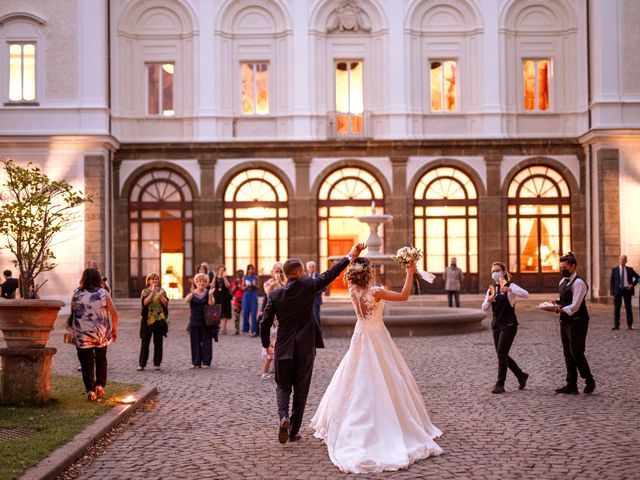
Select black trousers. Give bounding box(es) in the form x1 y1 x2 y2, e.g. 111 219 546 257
447 290 460 307
275 351 315 437
560 318 594 386
77 346 108 393
189 325 213 367
613 291 634 327
492 324 524 386
139 327 164 368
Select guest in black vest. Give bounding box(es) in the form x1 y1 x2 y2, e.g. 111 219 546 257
609 254 639 330
552 253 595 394
481 261 530 394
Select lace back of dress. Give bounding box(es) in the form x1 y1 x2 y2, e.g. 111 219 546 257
349 286 376 320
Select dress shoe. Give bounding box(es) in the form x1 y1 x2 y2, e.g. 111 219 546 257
289 434 302 442
611 326 620 330
518 373 529 390
584 380 596 394
278 417 290 444
555 385 579 394
491 385 505 394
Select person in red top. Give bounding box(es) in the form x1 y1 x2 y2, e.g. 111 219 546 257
230 269 245 335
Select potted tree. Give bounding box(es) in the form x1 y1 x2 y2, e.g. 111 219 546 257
0 157 90 405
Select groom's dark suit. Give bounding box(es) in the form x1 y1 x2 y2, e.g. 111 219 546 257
261 256 350 438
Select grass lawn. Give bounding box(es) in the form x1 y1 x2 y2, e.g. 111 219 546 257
0 374 140 480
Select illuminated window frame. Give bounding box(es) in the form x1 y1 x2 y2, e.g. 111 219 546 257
223 169 288 274
413 167 478 274
146 62 175 117
507 165 570 274
522 58 551 112
334 60 364 136
7 42 37 104
241 62 269 115
429 59 457 112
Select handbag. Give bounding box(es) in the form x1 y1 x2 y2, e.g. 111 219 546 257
203 304 222 327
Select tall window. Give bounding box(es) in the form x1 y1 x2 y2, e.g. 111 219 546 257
224 169 288 274
129 169 193 298
8 43 36 102
523 59 550 111
508 165 570 274
414 167 478 274
335 61 363 135
241 63 268 115
147 63 174 116
430 60 456 112
318 167 384 292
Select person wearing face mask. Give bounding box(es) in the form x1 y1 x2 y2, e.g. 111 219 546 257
481 262 530 394
552 253 595 395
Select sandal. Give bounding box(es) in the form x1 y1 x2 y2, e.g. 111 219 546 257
96 386 105 399
87 391 97 402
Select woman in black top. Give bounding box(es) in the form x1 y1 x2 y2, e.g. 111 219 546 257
213 265 232 334
481 262 530 394
185 273 215 368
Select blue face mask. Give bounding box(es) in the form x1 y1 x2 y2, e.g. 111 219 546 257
491 271 502 282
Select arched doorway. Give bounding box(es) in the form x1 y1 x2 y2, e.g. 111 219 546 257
507 165 571 290
413 166 478 291
318 166 385 295
223 168 288 275
129 169 194 298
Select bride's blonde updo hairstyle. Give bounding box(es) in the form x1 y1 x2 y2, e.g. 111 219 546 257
343 257 373 287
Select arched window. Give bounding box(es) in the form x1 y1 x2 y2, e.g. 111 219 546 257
318 167 384 293
129 169 194 298
413 167 478 275
223 169 288 274
507 165 570 274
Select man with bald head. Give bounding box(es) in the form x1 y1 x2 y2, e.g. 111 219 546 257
610 254 640 330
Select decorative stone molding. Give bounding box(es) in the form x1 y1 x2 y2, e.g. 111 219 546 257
327 0 371 33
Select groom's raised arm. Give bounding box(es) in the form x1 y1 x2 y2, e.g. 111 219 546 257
314 243 367 291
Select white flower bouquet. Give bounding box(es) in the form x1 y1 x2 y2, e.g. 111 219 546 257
393 245 435 283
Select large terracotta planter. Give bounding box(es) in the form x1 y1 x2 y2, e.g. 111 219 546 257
0 300 64 348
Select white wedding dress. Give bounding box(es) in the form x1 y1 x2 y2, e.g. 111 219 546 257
310 286 443 474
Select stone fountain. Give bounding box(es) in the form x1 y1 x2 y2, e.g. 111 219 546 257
323 202 486 337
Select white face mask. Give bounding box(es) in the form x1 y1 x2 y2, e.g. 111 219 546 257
491 271 502 282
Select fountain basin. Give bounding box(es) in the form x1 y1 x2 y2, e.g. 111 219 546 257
320 305 486 337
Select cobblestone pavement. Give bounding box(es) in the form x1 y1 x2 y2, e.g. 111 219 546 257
43 297 640 479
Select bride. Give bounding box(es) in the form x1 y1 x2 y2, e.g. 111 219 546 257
310 257 443 473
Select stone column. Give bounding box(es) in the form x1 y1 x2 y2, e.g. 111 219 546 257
196 156 218 266
0 347 56 406
111 160 130 298
289 156 315 262
84 154 106 271
386 156 409 290
478 155 504 292
597 149 621 297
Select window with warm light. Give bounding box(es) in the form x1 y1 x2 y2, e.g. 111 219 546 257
8 43 36 102
241 63 268 115
147 63 174 116
335 61 363 135
523 59 550 111
129 169 194 298
318 167 384 286
224 169 288 274
430 60 456 112
413 167 477 274
507 166 570 273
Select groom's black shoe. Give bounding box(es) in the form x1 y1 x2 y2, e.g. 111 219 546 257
491 384 505 394
555 385 579 394
278 417 290 444
518 373 529 390
584 380 596 394
288 434 302 442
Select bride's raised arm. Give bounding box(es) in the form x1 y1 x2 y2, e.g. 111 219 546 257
373 263 417 302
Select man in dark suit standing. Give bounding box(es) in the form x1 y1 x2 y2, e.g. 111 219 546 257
305 261 326 331
261 243 366 444
609 254 640 330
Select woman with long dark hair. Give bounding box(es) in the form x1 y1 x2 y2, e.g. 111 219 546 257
71 268 119 401
481 261 530 394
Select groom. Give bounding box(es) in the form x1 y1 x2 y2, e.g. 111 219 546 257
261 242 366 443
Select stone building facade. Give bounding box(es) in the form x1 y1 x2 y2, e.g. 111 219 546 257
0 0 638 300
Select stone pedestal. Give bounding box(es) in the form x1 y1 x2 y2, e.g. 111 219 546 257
0 347 57 406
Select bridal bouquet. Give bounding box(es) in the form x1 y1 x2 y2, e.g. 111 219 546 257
394 246 435 283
